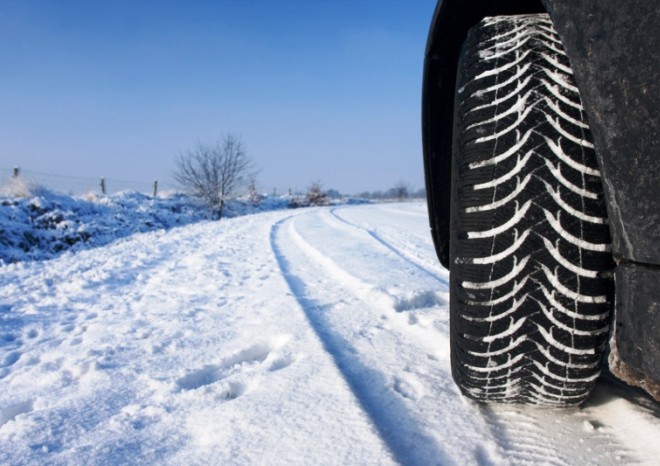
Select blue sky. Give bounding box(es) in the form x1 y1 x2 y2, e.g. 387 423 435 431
1 0 437 194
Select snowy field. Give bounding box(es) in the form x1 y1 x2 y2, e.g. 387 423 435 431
1 201 659 465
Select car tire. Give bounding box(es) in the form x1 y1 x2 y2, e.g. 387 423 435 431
449 14 614 405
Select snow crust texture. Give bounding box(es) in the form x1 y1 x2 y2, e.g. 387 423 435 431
1 202 659 465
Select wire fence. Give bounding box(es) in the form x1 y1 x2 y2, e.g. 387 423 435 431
0 166 177 196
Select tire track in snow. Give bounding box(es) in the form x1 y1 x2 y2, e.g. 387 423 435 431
270 217 449 465
328 207 448 287
270 211 499 466
478 400 635 465
327 206 641 464
273 206 648 465
306 207 450 316
327 206 639 464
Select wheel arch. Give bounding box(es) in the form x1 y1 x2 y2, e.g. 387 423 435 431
422 0 544 268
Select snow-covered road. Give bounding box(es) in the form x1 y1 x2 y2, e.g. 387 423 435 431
1 203 659 465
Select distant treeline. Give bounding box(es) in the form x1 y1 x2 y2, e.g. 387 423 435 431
352 186 426 200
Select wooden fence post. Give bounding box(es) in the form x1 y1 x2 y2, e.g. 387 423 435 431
153 181 158 197
100 177 106 195
13 167 20 178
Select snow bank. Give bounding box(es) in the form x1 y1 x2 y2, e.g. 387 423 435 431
0 189 210 264
0 183 360 265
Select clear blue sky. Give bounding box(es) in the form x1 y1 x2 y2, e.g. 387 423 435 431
1 0 437 194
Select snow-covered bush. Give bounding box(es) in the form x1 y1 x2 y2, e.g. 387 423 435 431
286 183 330 208
0 191 212 264
0 176 51 198
0 181 365 265
0 188 318 265
305 182 330 206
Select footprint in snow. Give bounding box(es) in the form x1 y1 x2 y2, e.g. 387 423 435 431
89 348 120 370
393 373 426 401
268 354 293 372
176 342 271 391
175 337 292 395
70 337 83 346
1 351 21 368
0 400 34 428
1 333 19 344
60 323 76 333
394 290 447 312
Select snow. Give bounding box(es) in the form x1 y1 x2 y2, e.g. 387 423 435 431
1 196 659 465
0 178 300 265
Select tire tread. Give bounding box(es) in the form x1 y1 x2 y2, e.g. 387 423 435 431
450 14 614 405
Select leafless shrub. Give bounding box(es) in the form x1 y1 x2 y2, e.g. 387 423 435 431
391 180 410 200
174 134 255 219
306 182 329 206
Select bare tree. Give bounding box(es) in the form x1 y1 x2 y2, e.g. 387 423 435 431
391 180 410 200
246 173 264 206
174 134 254 219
